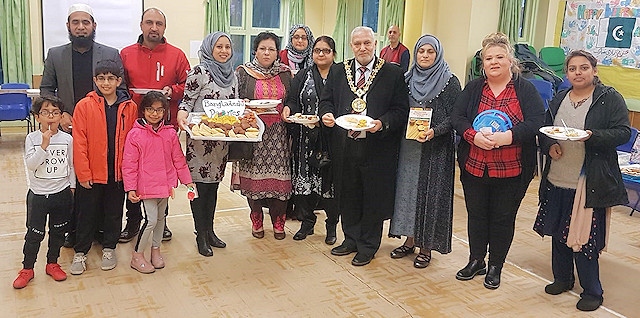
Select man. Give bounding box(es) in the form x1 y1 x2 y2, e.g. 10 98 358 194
319 26 408 266
40 3 125 132
119 8 190 242
379 25 410 73
40 3 125 248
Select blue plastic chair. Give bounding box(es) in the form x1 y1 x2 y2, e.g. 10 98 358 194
527 78 553 110
0 83 33 135
617 127 638 153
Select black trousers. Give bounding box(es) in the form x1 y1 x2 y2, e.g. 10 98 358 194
295 193 339 231
339 139 384 257
460 170 529 266
22 188 73 269
126 198 168 225
74 181 125 253
190 182 220 233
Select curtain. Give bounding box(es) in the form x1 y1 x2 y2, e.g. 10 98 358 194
205 0 230 34
498 0 520 44
289 0 305 25
331 0 363 61
0 0 32 84
379 0 405 39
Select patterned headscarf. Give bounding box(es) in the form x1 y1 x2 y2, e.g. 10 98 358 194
405 34 453 102
285 24 314 70
199 32 235 88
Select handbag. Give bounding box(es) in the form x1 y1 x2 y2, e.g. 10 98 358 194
308 128 331 169
227 142 254 162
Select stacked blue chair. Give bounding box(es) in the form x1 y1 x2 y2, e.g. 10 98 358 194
0 83 33 136
527 78 553 110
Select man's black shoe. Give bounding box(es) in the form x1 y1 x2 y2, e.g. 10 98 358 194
63 232 75 248
162 224 172 241
351 253 373 266
118 221 140 243
545 280 574 295
331 244 357 256
483 265 502 289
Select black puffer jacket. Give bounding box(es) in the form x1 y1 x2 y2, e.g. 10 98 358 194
539 83 631 208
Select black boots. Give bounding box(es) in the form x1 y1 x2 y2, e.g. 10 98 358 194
119 221 140 243
455 259 487 280
206 230 226 248
325 223 337 245
196 233 213 257
483 265 502 289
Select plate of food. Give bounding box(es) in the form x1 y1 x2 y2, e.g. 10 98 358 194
246 99 281 108
130 88 164 95
184 112 264 141
288 113 319 124
539 126 589 141
620 164 640 180
335 114 375 131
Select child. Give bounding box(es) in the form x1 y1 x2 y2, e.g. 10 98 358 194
70 59 138 275
13 96 75 289
122 91 195 273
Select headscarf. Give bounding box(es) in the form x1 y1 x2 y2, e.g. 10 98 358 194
405 34 453 103
199 32 235 88
285 24 314 70
242 57 290 80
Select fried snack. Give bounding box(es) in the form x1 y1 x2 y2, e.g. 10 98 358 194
419 131 428 139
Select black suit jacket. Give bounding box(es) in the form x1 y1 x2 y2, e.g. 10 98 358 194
319 57 409 220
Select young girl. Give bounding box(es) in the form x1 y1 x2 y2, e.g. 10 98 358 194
14 96 75 288
122 91 195 273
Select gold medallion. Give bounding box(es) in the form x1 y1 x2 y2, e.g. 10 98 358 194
351 98 367 113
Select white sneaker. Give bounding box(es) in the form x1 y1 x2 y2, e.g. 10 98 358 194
101 248 117 270
70 252 86 275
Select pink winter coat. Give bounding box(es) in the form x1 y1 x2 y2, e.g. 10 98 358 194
122 119 192 199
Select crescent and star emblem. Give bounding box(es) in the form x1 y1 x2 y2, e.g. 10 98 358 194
612 25 624 41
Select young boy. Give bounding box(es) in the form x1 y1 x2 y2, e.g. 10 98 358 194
13 96 75 289
71 59 137 275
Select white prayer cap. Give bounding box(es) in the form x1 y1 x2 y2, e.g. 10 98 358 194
68 3 94 18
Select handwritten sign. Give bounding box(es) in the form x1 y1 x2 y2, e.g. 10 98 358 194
561 1 640 69
202 99 246 118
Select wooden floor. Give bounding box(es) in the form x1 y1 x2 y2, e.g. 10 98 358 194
1 127 639 317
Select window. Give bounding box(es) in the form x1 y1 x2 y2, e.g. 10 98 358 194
362 0 380 33
229 0 289 67
518 0 539 43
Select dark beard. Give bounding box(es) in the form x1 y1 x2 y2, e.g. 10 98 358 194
68 30 95 49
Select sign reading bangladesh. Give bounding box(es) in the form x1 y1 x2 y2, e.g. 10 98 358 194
561 1 640 68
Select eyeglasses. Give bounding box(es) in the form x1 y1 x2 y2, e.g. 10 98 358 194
39 110 62 117
313 48 333 55
144 107 165 114
95 76 118 83
292 35 308 41
257 47 277 53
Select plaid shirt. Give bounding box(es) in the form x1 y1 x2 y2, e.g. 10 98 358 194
463 81 524 178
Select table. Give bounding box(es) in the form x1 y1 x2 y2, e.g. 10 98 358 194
622 175 640 216
0 88 40 97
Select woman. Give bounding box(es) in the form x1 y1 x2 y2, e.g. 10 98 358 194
234 32 292 240
534 50 630 311
450 32 544 289
388 35 461 268
279 24 314 72
177 32 237 257
282 36 339 245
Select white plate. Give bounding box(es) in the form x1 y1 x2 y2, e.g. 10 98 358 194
539 126 589 141
130 88 164 94
288 114 319 124
335 114 375 131
246 99 281 108
183 112 264 142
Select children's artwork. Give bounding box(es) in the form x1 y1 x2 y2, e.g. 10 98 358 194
405 108 432 140
561 1 640 69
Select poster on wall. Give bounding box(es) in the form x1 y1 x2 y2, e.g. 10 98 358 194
561 0 640 69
